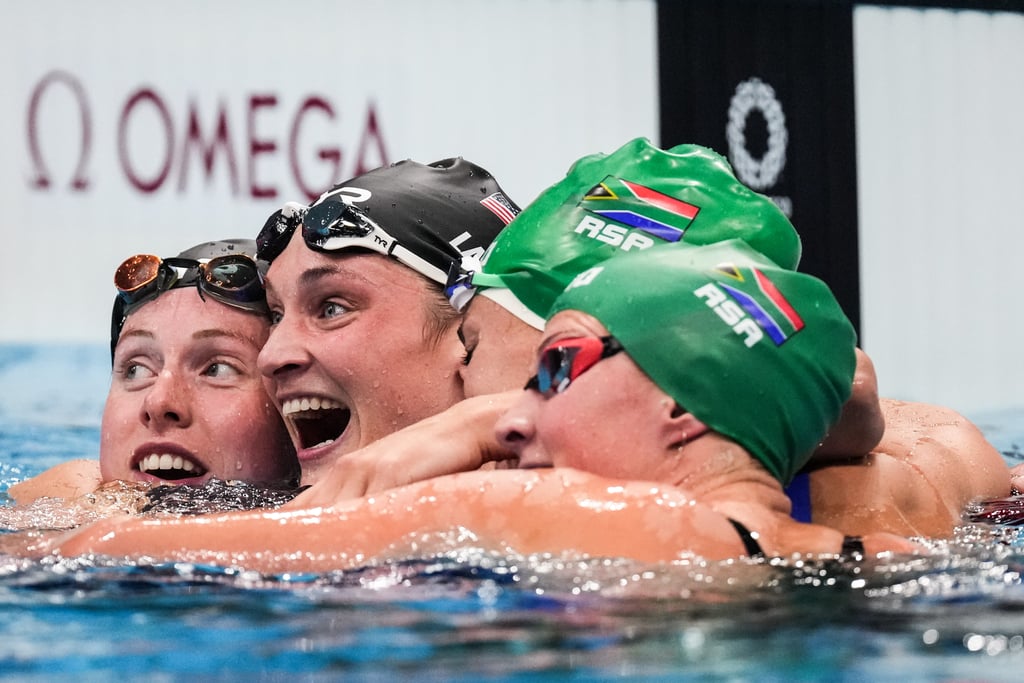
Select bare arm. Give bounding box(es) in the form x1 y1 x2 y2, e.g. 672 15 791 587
810 398 1010 537
875 398 1010 506
47 470 747 573
288 392 520 508
6 459 103 506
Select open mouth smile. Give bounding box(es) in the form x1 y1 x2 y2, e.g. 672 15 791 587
136 453 209 481
281 396 351 451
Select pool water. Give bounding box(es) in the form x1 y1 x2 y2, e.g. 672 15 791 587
3 344 1024 681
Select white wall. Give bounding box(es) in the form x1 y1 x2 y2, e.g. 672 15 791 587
855 5 1024 415
0 0 657 342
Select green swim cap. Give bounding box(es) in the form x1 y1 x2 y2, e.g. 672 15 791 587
550 241 854 483
473 138 801 321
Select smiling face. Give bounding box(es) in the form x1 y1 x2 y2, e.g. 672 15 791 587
457 295 541 398
101 289 297 487
494 310 684 482
258 231 465 485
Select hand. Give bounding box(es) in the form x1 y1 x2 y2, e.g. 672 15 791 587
287 391 520 508
1010 463 1024 495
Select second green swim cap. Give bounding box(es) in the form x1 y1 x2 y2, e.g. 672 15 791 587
551 241 854 484
472 138 801 322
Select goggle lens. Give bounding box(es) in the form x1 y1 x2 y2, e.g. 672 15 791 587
524 336 623 398
202 255 264 302
256 202 307 262
302 199 373 245
113 254 167 305
256 198 378 261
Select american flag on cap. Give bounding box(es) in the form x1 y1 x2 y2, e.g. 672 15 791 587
480 192 520 225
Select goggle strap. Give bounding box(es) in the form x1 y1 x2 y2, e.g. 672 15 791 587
391 243 449 285
316 225 450 286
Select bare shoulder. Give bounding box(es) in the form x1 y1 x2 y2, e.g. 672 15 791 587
876 397 1010 504
7 459 102 505
878 398 988 451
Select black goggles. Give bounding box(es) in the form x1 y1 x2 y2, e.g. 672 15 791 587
114 253 267 312
110 253 269 361
256 198 459 287
524 336 625 398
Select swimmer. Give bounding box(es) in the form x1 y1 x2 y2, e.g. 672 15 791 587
8 240 298 507
301 138 1009 536
252 157 519 485
43 242 918 571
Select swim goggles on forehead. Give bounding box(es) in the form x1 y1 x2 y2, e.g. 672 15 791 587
114 253 268 313
524 336 624 398
256 197 457 286
110 253 269 361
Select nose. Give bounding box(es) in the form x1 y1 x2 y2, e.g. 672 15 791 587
494 391 548 466
258 313 312 383
141 369 193 430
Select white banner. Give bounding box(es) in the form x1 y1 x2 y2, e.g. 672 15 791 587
0 0 658 342
855 6 1024 414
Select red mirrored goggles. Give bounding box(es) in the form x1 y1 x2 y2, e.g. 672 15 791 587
524 336 624 398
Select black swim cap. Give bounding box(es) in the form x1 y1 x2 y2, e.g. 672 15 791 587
258 158 520 293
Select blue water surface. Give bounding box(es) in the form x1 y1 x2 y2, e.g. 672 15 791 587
2 344 1024 682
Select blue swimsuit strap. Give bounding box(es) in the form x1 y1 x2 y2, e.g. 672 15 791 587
784 470 813 523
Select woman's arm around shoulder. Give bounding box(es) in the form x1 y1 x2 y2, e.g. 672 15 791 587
7 459 102 505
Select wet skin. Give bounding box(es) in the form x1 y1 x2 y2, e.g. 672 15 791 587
102 288 297 486
258 231 465 485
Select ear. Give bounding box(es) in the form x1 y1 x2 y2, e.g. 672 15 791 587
659 398 709 450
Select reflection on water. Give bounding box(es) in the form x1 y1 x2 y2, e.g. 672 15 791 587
2 344 1024 680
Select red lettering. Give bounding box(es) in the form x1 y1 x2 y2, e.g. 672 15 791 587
178 98 239 194
289 96 341 202
119 88 174 194
30 76 390 200
352 102 389 177
247 95 278 199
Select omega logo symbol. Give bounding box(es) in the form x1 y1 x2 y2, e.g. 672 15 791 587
27 70 92 191
726 77 788 191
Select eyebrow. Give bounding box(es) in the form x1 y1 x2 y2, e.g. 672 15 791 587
192 328 262 350
265 264 373 297
117 329 155 344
